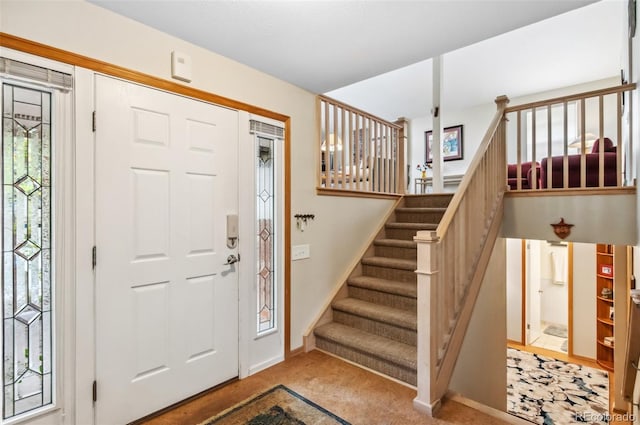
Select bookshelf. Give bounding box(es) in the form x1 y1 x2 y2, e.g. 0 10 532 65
595 244 614 371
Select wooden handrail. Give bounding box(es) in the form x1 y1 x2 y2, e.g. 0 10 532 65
505 83 636 113
436 95 509 237
318 94 402 130
413 95 509 416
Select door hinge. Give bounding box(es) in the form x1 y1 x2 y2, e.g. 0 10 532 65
92 246 97 269
92 380 97 403
92 111 96 132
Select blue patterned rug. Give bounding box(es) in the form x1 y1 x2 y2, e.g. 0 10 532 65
200 385 351 425
507 348 609 424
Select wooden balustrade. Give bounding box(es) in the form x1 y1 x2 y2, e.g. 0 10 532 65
413 96 509 415
505 84 635 191
317 95 406 196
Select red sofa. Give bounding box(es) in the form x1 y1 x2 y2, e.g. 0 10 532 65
536 138 618 188
507 161 540 190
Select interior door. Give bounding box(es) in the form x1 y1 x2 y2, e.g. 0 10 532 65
94 76 239 424
526 240 542 344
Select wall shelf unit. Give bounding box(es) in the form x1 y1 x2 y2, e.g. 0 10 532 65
596 243 614 371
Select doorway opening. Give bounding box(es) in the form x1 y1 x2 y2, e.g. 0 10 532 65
525 239 570 355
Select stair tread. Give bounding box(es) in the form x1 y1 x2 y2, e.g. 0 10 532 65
361 256 416 270
386 222 438 229
333 298 416 330
395 207 447 213
373 239 417 248
348 276 417 298
314 322 417 370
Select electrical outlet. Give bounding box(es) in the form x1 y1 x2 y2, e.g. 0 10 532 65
292 244 310 261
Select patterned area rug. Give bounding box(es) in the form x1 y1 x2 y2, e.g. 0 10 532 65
507 348 609 424
199 385 351 425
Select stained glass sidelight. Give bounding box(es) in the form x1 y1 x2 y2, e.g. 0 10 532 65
257 136 275 333
2 84 52 419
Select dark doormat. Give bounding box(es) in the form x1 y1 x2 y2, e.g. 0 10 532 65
199 385 351 425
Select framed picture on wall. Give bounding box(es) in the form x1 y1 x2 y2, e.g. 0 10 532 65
425 125 463 162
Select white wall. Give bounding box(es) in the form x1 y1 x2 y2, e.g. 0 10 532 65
450 238 507 411
0 0 395 353
572 243 596 359
503 192 637 245
538 242 568 327
506 238 522 342
408 103 495 187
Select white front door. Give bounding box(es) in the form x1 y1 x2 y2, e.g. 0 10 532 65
94 76 239 424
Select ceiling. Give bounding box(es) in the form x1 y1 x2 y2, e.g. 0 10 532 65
89 0 622 120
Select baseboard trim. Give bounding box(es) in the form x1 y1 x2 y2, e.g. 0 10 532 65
288 346 305 358
413 397 441 417
445 391 531 425
248 354 285 376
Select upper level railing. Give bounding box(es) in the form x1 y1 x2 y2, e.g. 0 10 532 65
505 84 635 191
317 95 406 197
413 96 509 415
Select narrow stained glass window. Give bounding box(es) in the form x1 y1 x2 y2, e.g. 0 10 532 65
2 84 52 419
256 136 275 334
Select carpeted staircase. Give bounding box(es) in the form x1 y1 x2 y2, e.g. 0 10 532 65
314 194 453 386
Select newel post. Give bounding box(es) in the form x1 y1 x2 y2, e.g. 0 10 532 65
395 117 408 194
413 230 440 416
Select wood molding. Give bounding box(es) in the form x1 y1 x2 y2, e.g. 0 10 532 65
0 33 288 122
317 94 402 129
316 187 402 200
508 342 600 369
284 118 292 358
568 243 574 356
505 187 636 197
287 346 305 358
521 239 526 345
0 32 295 357
505 83 637 113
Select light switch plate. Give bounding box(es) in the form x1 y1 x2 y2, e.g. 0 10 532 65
292 244 310 261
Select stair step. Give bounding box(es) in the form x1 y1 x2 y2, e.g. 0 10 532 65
386 222 438 230
333 298 416 330
348 276 416 310
373 239 416 260
394 207 447 223
361 256 416 271
404 194 453 208
395 207 447 214
348 276 417 298
314 322 417 385
373 239 417 249
385 222 437 240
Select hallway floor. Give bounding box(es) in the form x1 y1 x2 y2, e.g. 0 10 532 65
137 350 509 425
529 322 567 353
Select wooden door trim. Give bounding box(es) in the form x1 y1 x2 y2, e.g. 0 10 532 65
0 32 294 356
568 243 574 356
521 239 526 344
521 240 574 353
